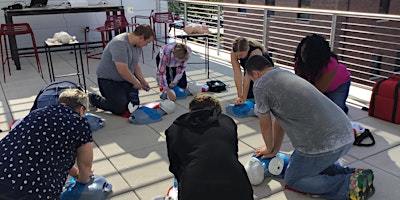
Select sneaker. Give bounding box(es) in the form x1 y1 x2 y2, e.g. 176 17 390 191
88 103 97 111
356 169 375 199
128 102 139 113
87 93 98 111
160 91 167 100
349 171 368 200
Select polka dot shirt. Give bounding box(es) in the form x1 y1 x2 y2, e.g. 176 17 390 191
0 105 93 199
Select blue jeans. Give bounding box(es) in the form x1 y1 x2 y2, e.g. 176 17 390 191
284 143 355 200
89 78 139 115
324 80 351 114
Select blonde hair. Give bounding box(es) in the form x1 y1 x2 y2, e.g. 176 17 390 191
232 37 265 53
173 43 190 60
58 89 89 111
189 93 222 112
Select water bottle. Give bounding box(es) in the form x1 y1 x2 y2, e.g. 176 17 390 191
103 182 113 193
167 178 178 198
173 178 178 189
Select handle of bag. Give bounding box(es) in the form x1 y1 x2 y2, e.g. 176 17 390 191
389 75 400 81
353 129 376 147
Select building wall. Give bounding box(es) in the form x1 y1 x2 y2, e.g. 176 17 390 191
0 0 157 48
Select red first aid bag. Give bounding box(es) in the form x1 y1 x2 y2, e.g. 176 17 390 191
369 75 400 124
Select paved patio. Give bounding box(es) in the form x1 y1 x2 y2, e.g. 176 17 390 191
0 42 399 200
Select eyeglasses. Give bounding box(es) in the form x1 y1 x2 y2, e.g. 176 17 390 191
79 103 87 111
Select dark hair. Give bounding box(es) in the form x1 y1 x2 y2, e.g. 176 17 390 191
245 55 273 76
294 34 337 83
133 24 155 40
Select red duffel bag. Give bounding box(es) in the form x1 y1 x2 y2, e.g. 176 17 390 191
369 75 400 124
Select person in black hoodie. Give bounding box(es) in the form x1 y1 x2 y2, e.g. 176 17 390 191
165 94 253 200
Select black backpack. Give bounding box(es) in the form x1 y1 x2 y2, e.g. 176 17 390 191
206 80 227 92
30 81 83 112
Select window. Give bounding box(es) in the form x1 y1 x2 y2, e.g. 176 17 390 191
297 0 311 21
238 0 247 13
369 55 382 80
395 52 400 72
265 0 275 17
379 0 390 14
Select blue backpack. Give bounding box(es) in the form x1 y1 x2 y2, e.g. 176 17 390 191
30 80 82 112
30 81 105 132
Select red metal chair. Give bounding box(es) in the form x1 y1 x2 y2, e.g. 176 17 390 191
132 10 154 28
84 14 138 73
0 23 43 82
132 9 155 60
153 12 176 48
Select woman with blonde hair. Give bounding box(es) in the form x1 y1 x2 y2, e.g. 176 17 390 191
0 89 93 199
157 42 192 101
231 37 274 105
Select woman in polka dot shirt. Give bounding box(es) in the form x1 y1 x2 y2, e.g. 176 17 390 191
0 89 93 199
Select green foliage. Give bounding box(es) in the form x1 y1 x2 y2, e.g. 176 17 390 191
168 2 184 14
168 0 223 15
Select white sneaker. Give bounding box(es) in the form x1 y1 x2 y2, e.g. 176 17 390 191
128 102 139 113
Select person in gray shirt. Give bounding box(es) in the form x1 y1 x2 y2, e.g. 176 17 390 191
245 55 375 200
89 24 154 116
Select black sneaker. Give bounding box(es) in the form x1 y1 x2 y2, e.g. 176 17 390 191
88 93 98 111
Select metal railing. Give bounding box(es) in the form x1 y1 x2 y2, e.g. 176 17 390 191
158 0 400 90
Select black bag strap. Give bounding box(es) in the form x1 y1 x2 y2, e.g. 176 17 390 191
391 81 400 123
353 129 376 147
369 79 385 116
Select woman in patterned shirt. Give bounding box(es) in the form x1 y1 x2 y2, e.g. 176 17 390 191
0 89 93 199
156 42 191 101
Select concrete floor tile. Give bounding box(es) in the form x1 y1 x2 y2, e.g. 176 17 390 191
364 145 400 178
265 190 325 200
92 156 133 199
108 143 171 189
94 125 165 158
0 131 9 140
108 191 140 200
0 112 14 131
134 178 173 200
